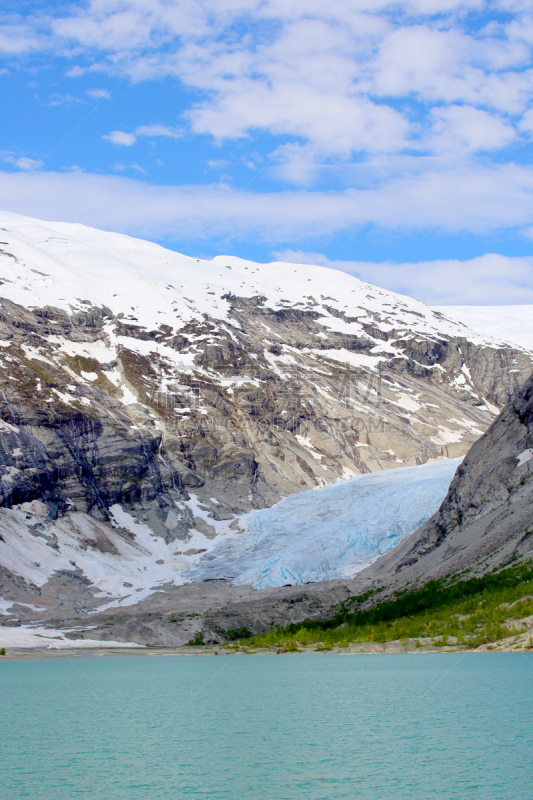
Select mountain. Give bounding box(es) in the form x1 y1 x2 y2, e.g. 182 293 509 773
0 210 532 646
0 211 529 518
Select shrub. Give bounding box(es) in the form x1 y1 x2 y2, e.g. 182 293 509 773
225 627 252 641
279 640 300 652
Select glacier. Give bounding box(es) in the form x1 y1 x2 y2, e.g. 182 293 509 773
190 458 462 588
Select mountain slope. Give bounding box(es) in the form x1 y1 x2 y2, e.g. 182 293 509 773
0 211 529 524
364 371 533 585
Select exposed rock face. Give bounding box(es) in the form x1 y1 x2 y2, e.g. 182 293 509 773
2 295 517 529
0 211 532 644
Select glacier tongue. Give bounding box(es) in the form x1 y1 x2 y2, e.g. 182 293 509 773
191 458 462 588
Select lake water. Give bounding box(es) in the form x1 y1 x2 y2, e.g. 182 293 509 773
1 653 532 799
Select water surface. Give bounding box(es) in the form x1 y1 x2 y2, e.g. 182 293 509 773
2 653 531 799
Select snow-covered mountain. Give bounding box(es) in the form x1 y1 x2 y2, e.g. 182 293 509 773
0 210 531 640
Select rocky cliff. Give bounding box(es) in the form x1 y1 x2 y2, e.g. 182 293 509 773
364 371 533 585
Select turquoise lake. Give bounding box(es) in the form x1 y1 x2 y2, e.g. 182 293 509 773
2 653 532 799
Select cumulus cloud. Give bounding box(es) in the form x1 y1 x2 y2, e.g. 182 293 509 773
7 2 533 168
429 105 517 153
3 1 533 255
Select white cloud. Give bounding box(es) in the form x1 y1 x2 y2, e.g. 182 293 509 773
519 108 533 133
1 153 43 171
102 124 180 146
0 21 43 54
14 157 43 171
103 130 137 146
66 65 85 77
0 163 533 247
86 88 110 99
208 159 228 169
275 249 533 305
367 23 532 114
134 124 180 139
3 1 533 266
47 92 84 107
429 105 517 153
6 2 533 172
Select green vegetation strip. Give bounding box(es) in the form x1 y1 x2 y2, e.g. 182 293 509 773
240 561 533 650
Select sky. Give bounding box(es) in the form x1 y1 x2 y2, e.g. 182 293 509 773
1 0 533 304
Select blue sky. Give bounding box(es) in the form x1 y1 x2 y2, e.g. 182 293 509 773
1 0 533 304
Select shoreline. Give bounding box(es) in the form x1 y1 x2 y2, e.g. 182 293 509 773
2 638 532 661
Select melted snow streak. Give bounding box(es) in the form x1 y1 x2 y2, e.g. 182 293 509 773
190 458 462 588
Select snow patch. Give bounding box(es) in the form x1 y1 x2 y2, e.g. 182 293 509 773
0 625 144 650
516 449 533 468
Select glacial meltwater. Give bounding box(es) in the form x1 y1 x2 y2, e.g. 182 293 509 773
2 653 532 800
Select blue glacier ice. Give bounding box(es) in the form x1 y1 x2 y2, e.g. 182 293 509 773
191 458 462 588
